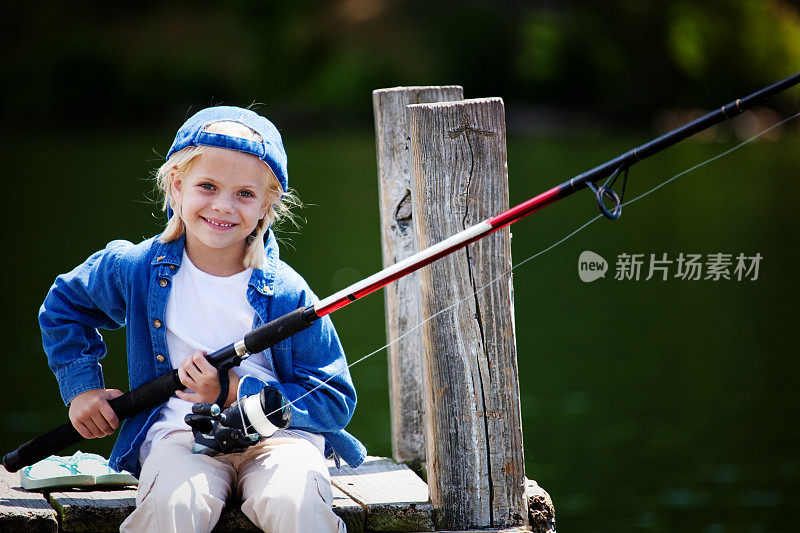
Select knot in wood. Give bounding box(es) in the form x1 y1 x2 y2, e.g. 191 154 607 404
393 189 413 234
447 123 496 139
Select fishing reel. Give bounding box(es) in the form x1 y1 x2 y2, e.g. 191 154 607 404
184 385 291 456
586 165 629 220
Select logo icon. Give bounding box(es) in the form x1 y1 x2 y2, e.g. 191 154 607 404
578 251 608 282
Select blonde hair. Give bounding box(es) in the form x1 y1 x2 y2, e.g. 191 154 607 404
155 121 297 269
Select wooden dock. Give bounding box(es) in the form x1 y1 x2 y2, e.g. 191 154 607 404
0 456 426 532
0 457 553 532
1 84 561 533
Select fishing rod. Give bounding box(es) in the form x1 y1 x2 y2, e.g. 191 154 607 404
4 72 799 473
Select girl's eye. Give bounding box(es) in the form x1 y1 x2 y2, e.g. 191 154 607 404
239 190 254 198
199 183 215 190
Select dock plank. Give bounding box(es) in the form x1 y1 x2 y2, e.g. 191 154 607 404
439 526 531 533
46 482 364 533
0 466 58 533
330 456 433 531
48 485 264 533
47 487 136 532
331 481 366 533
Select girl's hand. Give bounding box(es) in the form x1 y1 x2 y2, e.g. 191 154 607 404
69 388 124 439
176 351 239 406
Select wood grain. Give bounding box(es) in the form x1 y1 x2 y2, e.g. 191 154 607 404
48 488 136 532
372 85 464 467
408 98 527 530
0 466 58 533
331 456 433 531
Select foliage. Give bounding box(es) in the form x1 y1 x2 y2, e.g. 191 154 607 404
2 0 799 129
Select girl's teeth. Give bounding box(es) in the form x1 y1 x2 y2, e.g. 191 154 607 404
207 219 233 227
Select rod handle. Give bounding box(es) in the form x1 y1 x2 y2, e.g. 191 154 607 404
2 422 80 473
2 371 181 472
107 370 182 418
243 306 318 354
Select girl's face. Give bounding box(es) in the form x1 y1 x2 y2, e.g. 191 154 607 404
171 147 272 273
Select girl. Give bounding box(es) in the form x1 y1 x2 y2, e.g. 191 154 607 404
39 106 365 532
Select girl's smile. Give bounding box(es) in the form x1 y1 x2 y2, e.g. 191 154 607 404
170 147 272 275
202 216 238 229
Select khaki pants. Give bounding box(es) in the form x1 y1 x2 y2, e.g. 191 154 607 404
120 430 345 533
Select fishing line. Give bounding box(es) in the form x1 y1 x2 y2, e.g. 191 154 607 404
623 110 800 209
9 78 799 473
258 110 800 419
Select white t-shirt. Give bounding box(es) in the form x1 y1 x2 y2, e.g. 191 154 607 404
139 252 321 463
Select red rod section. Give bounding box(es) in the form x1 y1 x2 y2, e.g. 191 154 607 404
487 184 571 229
315 182 575 317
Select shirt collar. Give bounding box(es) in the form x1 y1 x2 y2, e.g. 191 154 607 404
150 231 278 296
151 234 185 268
249 229 279 296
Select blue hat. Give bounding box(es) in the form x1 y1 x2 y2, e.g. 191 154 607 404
166 106 288 192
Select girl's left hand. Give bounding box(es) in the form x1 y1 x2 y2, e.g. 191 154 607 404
176 351 239 406
176 351 218 404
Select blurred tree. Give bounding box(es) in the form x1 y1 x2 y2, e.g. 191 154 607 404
1 0 798 131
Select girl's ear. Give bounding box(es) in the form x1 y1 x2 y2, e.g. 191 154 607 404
170 171 183 198
258 189 275 220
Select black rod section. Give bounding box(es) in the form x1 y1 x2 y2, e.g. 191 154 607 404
569 72 800 190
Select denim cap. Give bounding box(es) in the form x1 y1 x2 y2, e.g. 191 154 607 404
166 106 287 243
166 106 288 193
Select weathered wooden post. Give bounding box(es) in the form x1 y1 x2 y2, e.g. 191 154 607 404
372 86 464 468
407 98 527 530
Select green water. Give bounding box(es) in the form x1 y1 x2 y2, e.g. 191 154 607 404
1 129 797 531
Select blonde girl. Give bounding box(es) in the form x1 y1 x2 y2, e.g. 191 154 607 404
39 106 365 532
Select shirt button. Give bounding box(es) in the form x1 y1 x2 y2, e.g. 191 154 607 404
159 278 168 287
168 265 176 271
153 319 162 328
156 256 165 262
156 354 165 363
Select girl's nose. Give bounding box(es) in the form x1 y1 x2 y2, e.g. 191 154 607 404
212 195 236 213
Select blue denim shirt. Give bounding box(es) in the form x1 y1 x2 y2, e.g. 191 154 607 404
39 231 366 476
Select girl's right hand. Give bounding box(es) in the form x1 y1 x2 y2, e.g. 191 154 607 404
68 388 124 439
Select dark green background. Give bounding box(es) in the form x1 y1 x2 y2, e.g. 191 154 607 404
2 1 799 531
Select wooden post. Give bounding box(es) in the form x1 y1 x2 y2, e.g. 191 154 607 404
407 98 527 530
372 86 464 468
